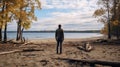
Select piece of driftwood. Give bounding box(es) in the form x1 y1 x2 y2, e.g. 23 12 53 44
54 58 120 67
22 48 44 52
0 50 22 55
0 48 44 55
77 42 93 52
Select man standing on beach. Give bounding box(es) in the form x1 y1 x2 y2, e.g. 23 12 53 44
55 24 64 54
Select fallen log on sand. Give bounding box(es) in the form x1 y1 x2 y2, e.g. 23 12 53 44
22 48 44 52
54 58 120 67
0 48 44 55
0 50 22 55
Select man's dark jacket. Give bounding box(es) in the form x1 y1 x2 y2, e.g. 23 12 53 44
55 28 64 41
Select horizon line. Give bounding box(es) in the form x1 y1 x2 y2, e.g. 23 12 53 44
3 30 100 33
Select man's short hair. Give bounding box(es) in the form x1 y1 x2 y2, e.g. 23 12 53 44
59 24 61 28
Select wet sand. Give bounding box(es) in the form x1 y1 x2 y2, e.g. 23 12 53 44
0 37 120 67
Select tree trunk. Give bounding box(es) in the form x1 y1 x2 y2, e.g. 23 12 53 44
114 0 117 19
107 0 111 39
0 1 5 42
16 20 22 41
0 28 2 42
21 27 24 42
3 23 7 43
116 26 119 39
16 22 19 41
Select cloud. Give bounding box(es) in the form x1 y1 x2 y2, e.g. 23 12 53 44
51 11 96 23
29 10 103 31
7 0 103 31
33 0 103 31
40 0 98 10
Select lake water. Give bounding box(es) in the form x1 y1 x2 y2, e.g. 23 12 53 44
5 32 103 39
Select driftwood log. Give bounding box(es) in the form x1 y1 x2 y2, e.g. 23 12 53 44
0 50 22 55
0 48 44 55
54 58 120 67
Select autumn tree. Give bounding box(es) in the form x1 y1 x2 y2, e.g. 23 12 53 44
0 0 41 43
94 0 120 39
0 0 14 42
14 0 41 42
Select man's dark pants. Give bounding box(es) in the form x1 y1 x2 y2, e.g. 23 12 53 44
56 39 63 54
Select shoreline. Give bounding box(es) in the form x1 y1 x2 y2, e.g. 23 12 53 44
27 36 103 44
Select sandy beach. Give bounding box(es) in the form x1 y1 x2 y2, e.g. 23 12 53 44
0 37 120 67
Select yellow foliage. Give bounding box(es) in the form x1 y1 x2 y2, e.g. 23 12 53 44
93 8 105 17
101 24 108 35
0 0 41 30
113 20 119 26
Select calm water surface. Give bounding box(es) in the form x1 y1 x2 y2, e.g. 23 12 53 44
6 32 103 39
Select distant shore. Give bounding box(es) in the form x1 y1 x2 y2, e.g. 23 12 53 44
5 30 100 33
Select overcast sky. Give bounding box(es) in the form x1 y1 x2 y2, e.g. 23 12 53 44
8 0 104 31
